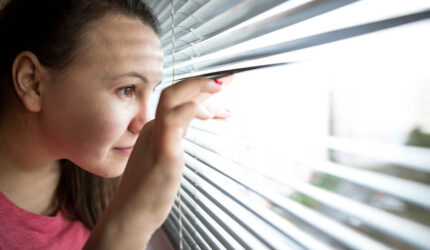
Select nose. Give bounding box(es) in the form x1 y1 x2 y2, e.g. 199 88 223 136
128 104 151 134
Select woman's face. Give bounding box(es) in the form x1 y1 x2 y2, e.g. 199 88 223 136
40 14 163 177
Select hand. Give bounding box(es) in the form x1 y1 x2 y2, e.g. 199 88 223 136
88 75 233 249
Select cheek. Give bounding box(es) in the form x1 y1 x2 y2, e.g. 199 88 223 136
41 90 131 165
70 107 125 151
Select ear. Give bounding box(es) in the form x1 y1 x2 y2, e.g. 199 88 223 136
12 51 46 112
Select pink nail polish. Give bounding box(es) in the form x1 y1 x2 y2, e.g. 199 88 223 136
206 107 214 115
214 79 223 85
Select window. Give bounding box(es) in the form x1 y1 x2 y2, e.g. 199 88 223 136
145 0 430 249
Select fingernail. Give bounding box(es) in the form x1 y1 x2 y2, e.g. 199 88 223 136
214 79 223 85
225 109 231 113
205 106 214 116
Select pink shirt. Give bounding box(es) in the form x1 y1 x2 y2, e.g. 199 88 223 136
0 191 91 250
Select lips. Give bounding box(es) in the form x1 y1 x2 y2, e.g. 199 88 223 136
113 146 134 156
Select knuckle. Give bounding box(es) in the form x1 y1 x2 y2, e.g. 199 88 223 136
159 88 175 108
162 102 197 125
160 87 173 100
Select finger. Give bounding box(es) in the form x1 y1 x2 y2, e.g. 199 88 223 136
156 101 201 159
213 107 232 119
157 75 234 117
195 105 215 120
217 74 234 85
195 104 231 120
193 74 234 104
157 77 220 117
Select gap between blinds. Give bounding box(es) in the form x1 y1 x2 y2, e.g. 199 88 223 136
143 0 430 249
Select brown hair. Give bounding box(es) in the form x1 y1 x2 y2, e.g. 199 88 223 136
0 0 159 229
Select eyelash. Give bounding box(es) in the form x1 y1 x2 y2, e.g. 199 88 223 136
117 85 136 98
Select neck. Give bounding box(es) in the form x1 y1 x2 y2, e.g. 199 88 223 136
0 113 61 216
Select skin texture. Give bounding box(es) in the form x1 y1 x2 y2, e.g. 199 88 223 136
0 13 233 248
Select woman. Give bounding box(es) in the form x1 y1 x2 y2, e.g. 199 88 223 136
0 0 232 249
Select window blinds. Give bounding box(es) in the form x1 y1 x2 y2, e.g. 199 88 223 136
143 0 430 249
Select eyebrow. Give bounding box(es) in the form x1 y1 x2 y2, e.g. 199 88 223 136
108 72 148 82
105 71 162 87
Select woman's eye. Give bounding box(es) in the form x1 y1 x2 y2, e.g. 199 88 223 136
118 86 135 98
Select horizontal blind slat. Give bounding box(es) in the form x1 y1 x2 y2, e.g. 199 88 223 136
297 159 430 209
152 1 171 18
159 0 244 38
162 9 430 82
155 0 181 26
181 175 280 249
184 155 332 250
186 126 430 175
169 211 200 250
160 0 285 48
162 0 356 65
183 165 309 249
164 216 193 250
179 182 258 249
184 139 430 249
186 126 430 208
170 202 209 249
172 200 224 250
326 136 430 172
157 0 211 33
175 193 234 249
183 144 391 250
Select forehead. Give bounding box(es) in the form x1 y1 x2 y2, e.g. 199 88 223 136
76 14 163 83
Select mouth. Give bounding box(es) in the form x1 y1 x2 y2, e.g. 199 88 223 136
113 146 134 156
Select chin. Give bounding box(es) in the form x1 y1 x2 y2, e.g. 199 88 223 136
72 149 130 178
78 159 128 178
96 164 127 178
